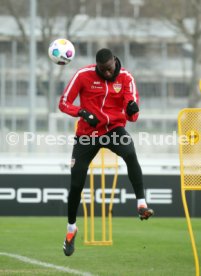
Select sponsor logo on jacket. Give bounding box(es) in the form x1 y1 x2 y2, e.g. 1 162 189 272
91 81 103 89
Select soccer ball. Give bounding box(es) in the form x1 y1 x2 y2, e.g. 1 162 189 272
48 38 75 65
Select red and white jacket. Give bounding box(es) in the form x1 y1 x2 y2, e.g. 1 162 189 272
59 64 139 136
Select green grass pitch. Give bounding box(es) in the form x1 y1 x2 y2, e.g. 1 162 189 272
0 217 200 276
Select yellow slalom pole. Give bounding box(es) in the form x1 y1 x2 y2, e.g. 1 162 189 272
81 192 88 243
82 147 119 245
181 188 200 276
101 149 106 242
178 108 201 276
108 154 118 242
90 164 95 242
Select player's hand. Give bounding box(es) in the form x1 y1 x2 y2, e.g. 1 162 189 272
126 101 139 116
78 109 100 127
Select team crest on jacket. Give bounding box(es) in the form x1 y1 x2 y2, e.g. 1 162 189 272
113 83 122 93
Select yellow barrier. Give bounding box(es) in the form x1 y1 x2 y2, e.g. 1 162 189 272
178 108 201 276
81 148 118 245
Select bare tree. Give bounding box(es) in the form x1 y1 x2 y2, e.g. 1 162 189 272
35 0 78 112
145 0 201 107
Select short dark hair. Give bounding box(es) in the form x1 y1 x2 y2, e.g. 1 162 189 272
96 48 113 64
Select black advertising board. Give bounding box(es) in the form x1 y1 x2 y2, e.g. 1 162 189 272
0 174 200 217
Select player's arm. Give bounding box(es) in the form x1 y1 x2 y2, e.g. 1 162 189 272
59 73 82 117
123 73 140 122
59 72 99 127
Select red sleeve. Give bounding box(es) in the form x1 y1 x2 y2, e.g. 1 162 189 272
123 72 139 122
59 71 82 117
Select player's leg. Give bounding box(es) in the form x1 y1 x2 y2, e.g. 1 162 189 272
68 137 100 224
63 136 100 256
105 127 154 220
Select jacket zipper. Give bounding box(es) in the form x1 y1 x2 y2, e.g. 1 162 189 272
100 81 110 131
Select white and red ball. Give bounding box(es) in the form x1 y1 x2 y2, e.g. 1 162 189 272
48 38 75 65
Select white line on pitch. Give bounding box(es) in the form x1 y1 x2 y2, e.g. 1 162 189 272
0 252 97 276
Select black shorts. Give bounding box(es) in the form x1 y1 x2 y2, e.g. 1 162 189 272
72 126 136 163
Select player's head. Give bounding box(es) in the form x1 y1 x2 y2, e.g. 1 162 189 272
96 48 116 81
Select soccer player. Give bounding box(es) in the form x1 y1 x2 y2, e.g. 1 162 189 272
59 48 154 256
